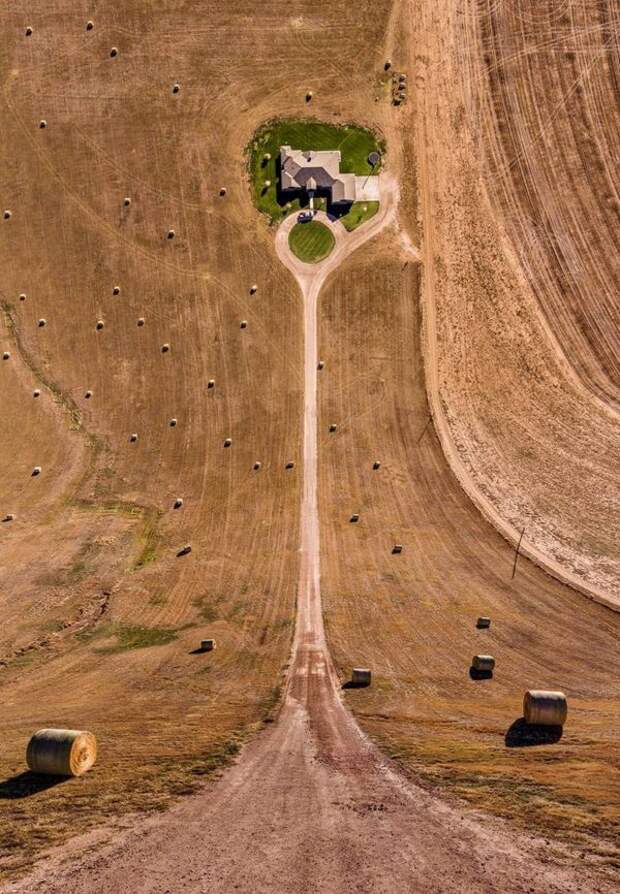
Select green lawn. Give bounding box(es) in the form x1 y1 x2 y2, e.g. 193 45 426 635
339 201 380 232
288 220 335 263
248 118 384 224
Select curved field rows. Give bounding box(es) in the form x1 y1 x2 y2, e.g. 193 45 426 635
0 0 618 886
413 0 620 605
462 0 620 406
320 239 620 866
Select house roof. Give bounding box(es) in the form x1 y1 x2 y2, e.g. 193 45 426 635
280 145 357 203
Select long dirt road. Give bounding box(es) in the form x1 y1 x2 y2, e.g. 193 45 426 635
4 187 614 894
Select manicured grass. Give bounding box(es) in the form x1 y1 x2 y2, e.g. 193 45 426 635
339 201 380 232
288 220 335 263
248 118 383 224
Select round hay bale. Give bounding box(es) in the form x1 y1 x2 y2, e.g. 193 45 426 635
476 616 491 629
129 433 138 442
384 59 392 70
86 20 94 31
2 351 10 360
240 320 247 329
264 180 271 188
253 461 261 471
350 513 360 523
250 284 258 294
172 83 180 94
123 197 131 207
373 461 381 470
19 293 26 301
4 210 12 220
352 668 371 687
317 360 325 370
39 120 47 129
173 498 183 509
96 320 104 330
285 461 295 470
137 317 145 326
2 513 14 522
33 389 40 397
392 544 403 554
84 390 92 399
224 438 232 447
26 729 97 777
219 187 227 196
305 90 313 101
161 343 170 353
472 654 495 672
399 73 407 83
38 318 46 327
169 417 177 427
207 379 215 388
110 47 118 58
32 466 41 476
200 639 215 652
329 424 337 433
26 26 33 36
167 229 175 239
523 690 567 726
263 153 271 161
112 285 121 295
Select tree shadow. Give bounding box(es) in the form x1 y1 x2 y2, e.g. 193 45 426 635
469 667 493 680
505 717 563 748
0 771 68 799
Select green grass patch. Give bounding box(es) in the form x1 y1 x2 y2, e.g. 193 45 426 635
340 201 379 231
289 220 335 263
192 595 220 623
78 622 178 653
248 118 383 224
132 510 161 571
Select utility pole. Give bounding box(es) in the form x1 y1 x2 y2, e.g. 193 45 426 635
511 527 526 580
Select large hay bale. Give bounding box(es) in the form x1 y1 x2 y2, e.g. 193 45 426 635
476 616 491 628
523 690 567 726
26 728 97 777
200 639 216 652
472 654 495 672
351 668 371 687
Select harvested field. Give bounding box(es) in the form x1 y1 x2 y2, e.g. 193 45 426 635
0 0 618 889
414 0 620 606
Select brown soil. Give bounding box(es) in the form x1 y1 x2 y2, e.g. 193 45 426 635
0 0 618 889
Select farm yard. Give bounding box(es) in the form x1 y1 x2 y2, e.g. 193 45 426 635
0 0 618 892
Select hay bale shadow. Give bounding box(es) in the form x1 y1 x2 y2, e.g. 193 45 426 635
505 717 563 748
342 680 369 690
469 667 493 680
0 771 68 799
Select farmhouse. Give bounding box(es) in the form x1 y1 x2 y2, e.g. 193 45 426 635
280 145 378 204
